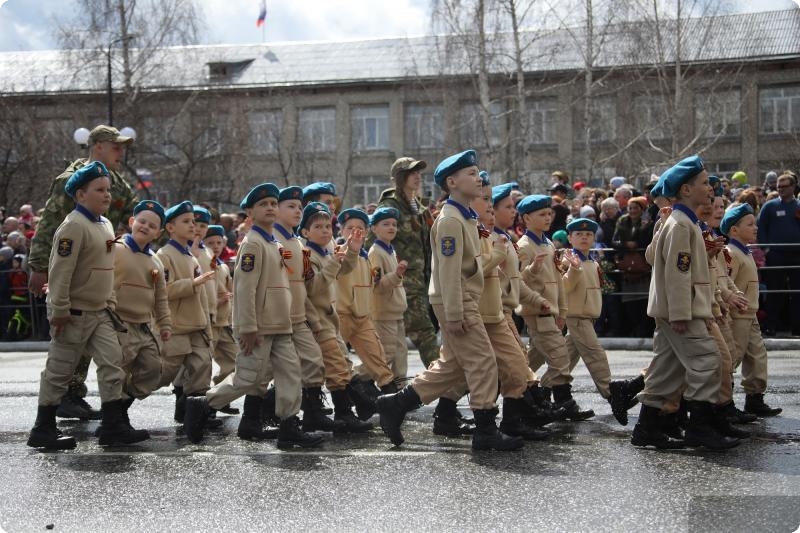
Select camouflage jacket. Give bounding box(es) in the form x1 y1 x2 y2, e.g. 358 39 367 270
28 158 139 272
374 187 433 293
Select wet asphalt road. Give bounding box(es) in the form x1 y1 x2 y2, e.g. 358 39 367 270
0 349 798 533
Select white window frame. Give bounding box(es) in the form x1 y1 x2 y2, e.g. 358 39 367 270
351 105 390 151
404 103 444 150
298 107 336 153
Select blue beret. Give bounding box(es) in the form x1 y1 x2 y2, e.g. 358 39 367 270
370 207 400 226
509 181 520 190
302 182 337 200
516 194 551 215
240 183 280 209
708 175 723 197
566 217 599 234
492 183 514 206
192 206 211 224
164 201 193 224
300 201 331 230
660 155 705 198
205 225 225 239
337 208 369 227
64 161 110 198
279 186 304 203
132 200 165 226
433 150 478 188
479 170 490 186
720 203 754 236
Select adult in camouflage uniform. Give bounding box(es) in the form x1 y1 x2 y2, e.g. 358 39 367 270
375 157 439 368
28 125 139 420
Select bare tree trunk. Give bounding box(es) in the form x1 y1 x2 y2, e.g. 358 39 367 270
583 0 594 181
476 0 493 154
507 0 527 180
672 0 682 157
117 0 133 93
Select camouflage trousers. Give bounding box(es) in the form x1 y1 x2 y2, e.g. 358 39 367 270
404 289 440 369
65 352 92 398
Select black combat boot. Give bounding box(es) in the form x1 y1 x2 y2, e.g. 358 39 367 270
658 412 685 441
432 397 474 437
471 408 524 451
277 415 324 449
27 405 77 450
552 384 595 421
183 396 211 444
330 389 373 433
97 400 150 446
173 386 186 423
238 395 279 441
56 393 103 420
722 399 757 424
380 381 398 395
499 397 549 441
744 393 782 417
261 386 280 426
121 397 136 429
347 376 380 421
713 404 751 439
219 404 240 415
683 401 740 450
375 385 422 446
630 404 685 449
608 374 644 426
301 387 344 433
521 384 567 427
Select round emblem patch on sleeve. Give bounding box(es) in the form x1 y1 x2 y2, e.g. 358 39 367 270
241 253 256 272
441 236 456 257
57 238 73 257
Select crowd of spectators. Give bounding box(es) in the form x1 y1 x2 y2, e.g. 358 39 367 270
2 167 798 341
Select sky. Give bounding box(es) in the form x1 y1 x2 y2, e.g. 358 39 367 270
0 0 796 52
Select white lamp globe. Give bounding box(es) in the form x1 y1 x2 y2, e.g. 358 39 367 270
119 127 137 140
73 127 91 145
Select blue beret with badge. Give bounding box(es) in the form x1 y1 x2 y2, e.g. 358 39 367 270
64 161 110 198
279 186 304 203
240 182 280 209
659 155 705 198
164 200 193 224
492 183 514 206
133 200 166 226
720 203 754 236
193 206 211 224
708 175 723 197
370 207 400 226
337 208 369 227
566 217 599 234
433 149 478 188
516 194 551 215
205 225 225 239
302 182 337 200
300 201 331 230
479 170 490 186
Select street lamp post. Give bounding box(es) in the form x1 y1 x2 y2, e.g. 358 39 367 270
106 34 137 126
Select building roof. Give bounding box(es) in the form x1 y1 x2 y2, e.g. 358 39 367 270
1 8 799 96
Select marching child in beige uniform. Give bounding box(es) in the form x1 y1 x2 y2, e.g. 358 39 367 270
367 206 409 388
27 162 148 449
275 186 340 433
113 201 171 412
301 202 373 432
183 183 323 448
721 203 782 417
630 155 738 451
156 201 215 424
203 224 240 415
377 150 524 451
516 195 594 420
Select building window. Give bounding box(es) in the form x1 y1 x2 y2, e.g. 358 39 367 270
527 98 558 145
351 105 389 151
351 175 390 205
760 86 800 134
192 113 228 157
298 107 336 152
633 95 669 140
459 101 504 148
248 110 282 154
696 90 740 138
574 97 616 142
704 161 739 180
404 103 444 150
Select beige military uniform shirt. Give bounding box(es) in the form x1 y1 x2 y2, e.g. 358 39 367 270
477 231 508 324
113 235 171 331
517 230 567 319
562 250 602 319
725 239 760 319
156 239 211 336
368 240 408 321
274 223 310 324
211 258 233 327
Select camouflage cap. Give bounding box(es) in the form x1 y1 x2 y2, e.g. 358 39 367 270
391 157 427 178
89 125 134 145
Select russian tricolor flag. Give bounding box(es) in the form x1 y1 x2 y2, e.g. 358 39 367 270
257 1 267 27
